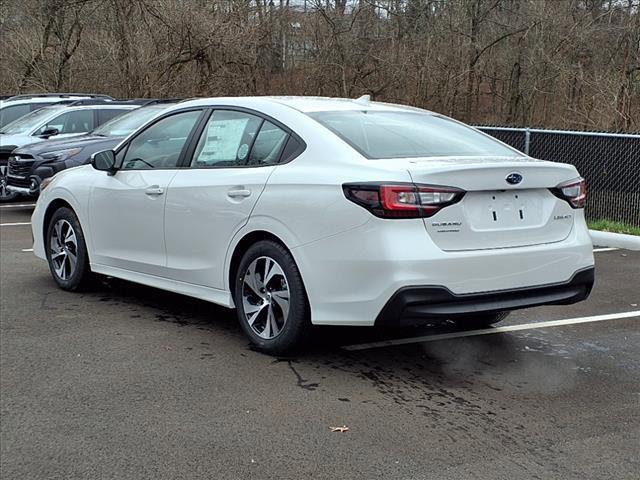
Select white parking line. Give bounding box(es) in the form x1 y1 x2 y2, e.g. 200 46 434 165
342 310 640 351
21 248 33 252
0 203 36 209
0 222 31 227
593 247 619 253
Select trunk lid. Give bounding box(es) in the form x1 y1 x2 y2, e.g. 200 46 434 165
378 156 579 251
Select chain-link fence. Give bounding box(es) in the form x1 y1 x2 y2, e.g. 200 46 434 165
476 127 640 228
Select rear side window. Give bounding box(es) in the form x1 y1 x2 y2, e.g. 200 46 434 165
36 110 94 135
190 110 262 167
97 108 128 126
308 110 520 159
28 103 51 111
280 135 305 163
0 104 30 128
248 121 288 166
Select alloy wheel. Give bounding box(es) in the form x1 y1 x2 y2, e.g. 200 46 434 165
241 256 290 339
49 219 78 281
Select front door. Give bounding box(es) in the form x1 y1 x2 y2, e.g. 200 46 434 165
88 109 203 276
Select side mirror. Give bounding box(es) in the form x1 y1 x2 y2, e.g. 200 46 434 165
40 128 59 138
91 150 117 174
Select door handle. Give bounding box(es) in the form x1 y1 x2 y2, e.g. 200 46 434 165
227 188 252 198
145 186 164 196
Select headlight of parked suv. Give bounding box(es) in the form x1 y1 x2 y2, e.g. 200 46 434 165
40 148 82 162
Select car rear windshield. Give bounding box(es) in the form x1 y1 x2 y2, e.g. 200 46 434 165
308 110 520 159
0 106 61 135
92 105 168 137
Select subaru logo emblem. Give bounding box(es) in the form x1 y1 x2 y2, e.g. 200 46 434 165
505 172 523 185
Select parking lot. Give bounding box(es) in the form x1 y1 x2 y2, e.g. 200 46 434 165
1 202 638 479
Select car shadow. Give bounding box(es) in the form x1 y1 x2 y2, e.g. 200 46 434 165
92 275 236 326
91 275 502 348
73 274 590 435
88 276 572 384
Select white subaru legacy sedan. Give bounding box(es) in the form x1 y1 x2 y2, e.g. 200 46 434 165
31 96 594 354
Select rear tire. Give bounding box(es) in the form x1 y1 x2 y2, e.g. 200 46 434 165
451 311 510 329
45 207 92 291
234 240 310 355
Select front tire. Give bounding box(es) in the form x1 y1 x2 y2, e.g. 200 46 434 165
0 175 18 202
234 240 310 355
45 207 92 291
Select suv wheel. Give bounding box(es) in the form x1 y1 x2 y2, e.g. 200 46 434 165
234 240 310 355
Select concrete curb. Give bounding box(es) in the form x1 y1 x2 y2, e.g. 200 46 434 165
590 230 640 251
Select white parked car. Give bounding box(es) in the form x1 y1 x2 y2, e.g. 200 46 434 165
31 96 595 354
0 93 112 129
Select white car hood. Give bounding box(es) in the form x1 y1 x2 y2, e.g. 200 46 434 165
0 134 44 149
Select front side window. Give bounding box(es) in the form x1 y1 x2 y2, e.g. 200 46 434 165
122 110 201 170
308 110 521 159
36 110 94 135
191 110 262 167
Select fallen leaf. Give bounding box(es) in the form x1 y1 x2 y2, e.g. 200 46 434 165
330 425 349 433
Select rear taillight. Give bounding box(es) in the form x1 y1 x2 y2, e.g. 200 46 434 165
551 177 587 209
343 182 465 218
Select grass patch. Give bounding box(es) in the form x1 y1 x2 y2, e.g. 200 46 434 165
588 219 640 236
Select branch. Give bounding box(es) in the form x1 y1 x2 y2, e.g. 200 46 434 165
471 22 538 68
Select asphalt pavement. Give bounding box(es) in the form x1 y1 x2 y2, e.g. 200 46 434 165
1 202 639 480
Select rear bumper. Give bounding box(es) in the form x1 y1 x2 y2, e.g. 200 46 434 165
293 211 594 326
375 267 594 326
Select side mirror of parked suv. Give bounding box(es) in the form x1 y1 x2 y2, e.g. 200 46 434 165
39 128 59 138
91 150 117 174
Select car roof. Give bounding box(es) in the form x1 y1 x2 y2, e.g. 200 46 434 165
2 93 111 102
269 96 433 114
0 98 71 108
0 97 157 109
32 103 140 114
171 96 434 114
61 103 140 110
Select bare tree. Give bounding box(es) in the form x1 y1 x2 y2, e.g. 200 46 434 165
1 0 637 131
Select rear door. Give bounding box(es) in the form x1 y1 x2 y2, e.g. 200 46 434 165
89 109 203 275
164 110 290 288
405 158 578 251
